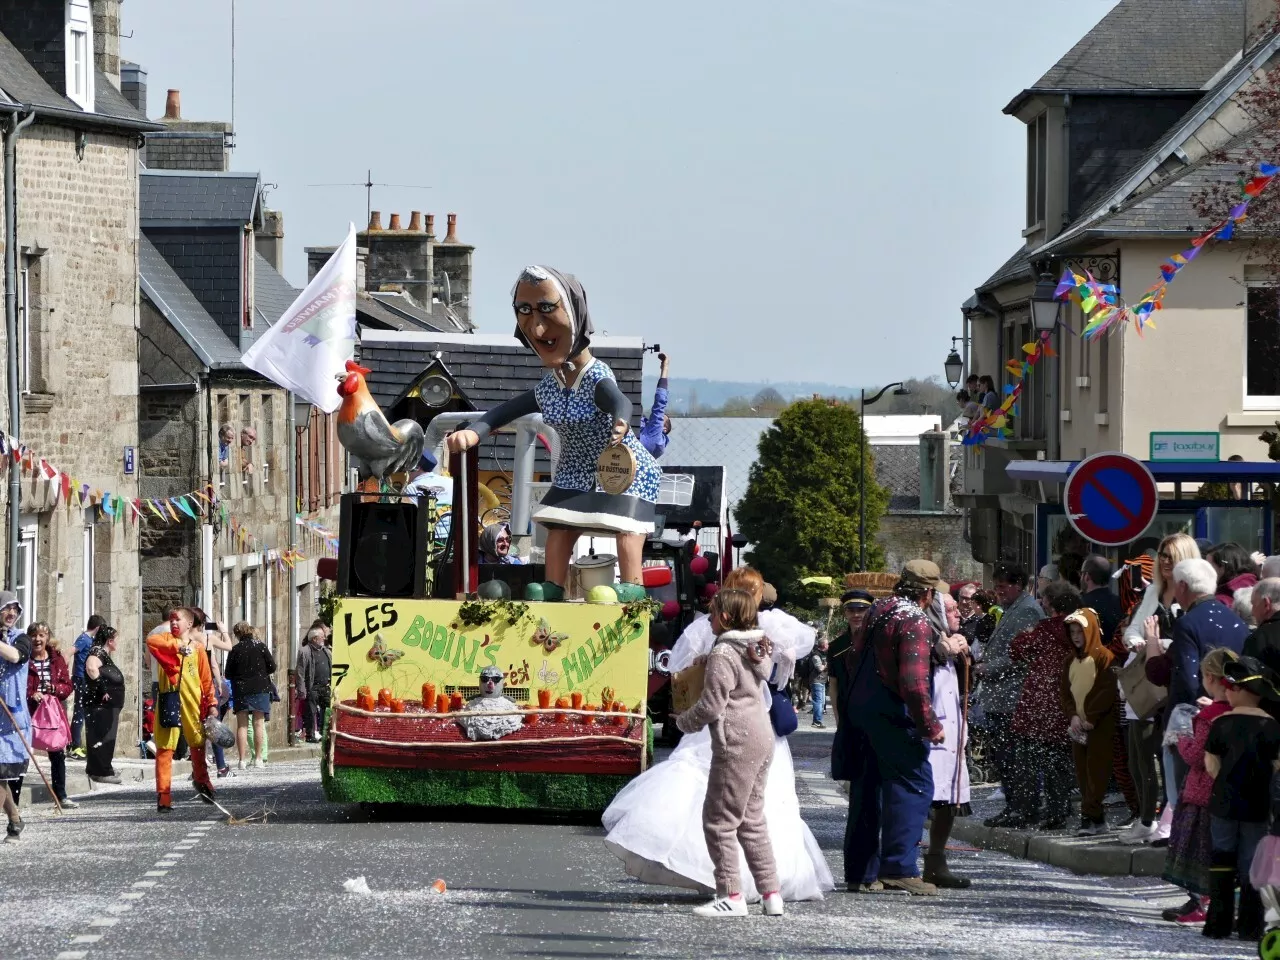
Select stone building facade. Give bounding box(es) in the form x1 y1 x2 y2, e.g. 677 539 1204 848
0 1 158 745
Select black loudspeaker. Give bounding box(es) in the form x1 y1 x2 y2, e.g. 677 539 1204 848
337 494 431 598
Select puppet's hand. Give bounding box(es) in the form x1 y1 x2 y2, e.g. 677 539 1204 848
446 429 480 454
609 419 628 446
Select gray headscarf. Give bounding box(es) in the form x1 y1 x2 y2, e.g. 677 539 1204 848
924 591 948 638
511 265 594 370
478 522 513 564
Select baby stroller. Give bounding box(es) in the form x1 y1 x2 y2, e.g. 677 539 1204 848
1252 769 1280 959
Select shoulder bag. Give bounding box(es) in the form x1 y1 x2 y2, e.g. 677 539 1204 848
1117 646 1168 720
30 696 71 752
768 682 799 736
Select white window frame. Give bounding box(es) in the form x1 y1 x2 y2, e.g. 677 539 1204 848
15 517 37 627
241 569 254 624
220 568 232 634
65 1 95 112
17 266 29 395
1243 282 1280 410
264 558 274 653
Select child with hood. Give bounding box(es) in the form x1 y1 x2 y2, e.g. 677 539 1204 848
1061 607 1118 837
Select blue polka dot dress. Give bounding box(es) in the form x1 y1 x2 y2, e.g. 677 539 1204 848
533 359 660 535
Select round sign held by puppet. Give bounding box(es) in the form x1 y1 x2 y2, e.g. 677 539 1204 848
597 445 638 495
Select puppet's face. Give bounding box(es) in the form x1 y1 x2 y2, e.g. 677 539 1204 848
514 277 574 368
479 667 505 699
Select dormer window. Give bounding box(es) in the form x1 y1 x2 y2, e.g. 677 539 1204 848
65 0 94 112
1026 112 1047 229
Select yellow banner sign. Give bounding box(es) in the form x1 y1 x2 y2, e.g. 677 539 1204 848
333 598 651 708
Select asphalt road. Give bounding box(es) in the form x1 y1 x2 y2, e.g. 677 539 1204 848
0 729 1260 960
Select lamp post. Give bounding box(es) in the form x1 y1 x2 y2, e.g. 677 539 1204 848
1030 272 1062 334
859 382 909 572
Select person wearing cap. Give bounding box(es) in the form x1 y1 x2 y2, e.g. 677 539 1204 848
404 450 453 539
828 590 874 723
1245 578 1280 722
840 560 946 896
0 592 30 840
1203 655 1280 940
975 563 1044 828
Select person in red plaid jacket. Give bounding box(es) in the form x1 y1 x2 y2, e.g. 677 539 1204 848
840 560 946 896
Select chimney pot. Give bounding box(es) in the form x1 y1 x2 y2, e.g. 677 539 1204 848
163 89 181 120
408 211 423 232
388 213 403 231
368 211 383 231
425 214 436 239
444 213 459 243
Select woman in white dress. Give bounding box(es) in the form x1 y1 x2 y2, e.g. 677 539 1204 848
602 568 835 901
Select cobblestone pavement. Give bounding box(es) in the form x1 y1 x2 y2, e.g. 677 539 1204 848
0 729 1258 960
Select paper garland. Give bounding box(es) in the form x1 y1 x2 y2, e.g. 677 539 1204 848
966 161 1277 445
0 429 325 560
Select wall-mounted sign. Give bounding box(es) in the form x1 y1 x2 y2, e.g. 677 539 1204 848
1149 432 1220 462
123 446 135 475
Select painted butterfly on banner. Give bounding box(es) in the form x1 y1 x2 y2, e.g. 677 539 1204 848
530 618 569 655
366 633 404 670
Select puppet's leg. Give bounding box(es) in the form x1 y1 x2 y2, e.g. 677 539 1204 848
614 532 648 602
543 527 580 600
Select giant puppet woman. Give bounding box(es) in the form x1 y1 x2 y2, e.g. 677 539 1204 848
445 266 661 602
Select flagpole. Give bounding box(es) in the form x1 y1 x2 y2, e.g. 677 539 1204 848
287 389 298 746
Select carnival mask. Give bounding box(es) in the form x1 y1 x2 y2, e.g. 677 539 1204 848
513 277 575 369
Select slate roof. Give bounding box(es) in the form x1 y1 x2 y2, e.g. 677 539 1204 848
356 292 445 333
1008 0 1246 113
358 331 645 475
0 28 158 131
249 252 300 353
140 170 262 226
138 235 241 371
368 291 457 332
978 246 1036 293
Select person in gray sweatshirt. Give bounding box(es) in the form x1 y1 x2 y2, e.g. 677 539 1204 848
677 588 783 919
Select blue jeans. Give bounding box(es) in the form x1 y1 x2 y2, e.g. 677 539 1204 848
70 679 86 750
811 681 827 723
843 642 934 882
1210 815 1268 878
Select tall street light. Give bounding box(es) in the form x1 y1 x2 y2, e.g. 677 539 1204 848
944 336 967 389
860 382 909 572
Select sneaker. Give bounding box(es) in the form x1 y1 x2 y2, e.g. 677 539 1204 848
1176 905 1208 924
56 796 79 809
1152 819 1172 843
880 876 938 896
848 880 887 893
89 774 122 785
4 817 23 841
69 747 87 759
1162 897 1200 922
1118 821 1158 845
156 803 172 814
217 767 232 779
256 759 267 770
693 894 748 917
237 759 247 771
762 892 784 916
811 720 825 729
1075 818 1108 837
1038 815 1070 831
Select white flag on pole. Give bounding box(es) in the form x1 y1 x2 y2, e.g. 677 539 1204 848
241 223 357 413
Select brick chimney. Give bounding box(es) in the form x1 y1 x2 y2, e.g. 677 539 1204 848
1247 0 1277 52
425 214 436 239
388 213 403 231
367 211 383 231
256 210 285 273
90 0 122 91
408 211 423 232
431 213 474 329
120 60 147 113
146 88 232 172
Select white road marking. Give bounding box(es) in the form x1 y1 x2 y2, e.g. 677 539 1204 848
143 870 167 877
119 892 145 901
55 952 88 959
70 935 102 944
105 903 132 915
89 917 119 927
132 880 156 888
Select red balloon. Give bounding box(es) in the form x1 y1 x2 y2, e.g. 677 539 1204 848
702 583 720 600
690 556 709 576
661 600 680 620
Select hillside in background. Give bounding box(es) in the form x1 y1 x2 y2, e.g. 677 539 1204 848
642 376 960 421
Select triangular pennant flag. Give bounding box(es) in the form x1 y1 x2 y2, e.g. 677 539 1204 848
102 494 115 517
175 497 197 520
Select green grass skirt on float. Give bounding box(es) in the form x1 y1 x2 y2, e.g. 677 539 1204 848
319 714 655 813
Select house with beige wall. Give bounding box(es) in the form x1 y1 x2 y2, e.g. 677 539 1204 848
959 0 1280 571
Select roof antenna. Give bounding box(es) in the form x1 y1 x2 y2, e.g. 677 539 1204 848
305 170 432 226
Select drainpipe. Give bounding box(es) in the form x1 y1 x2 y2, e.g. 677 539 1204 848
3 110 34 591
287 390 297 745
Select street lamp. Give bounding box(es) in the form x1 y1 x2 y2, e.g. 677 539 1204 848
1030 272 1062 333
860 382 909 572
944 336 966 389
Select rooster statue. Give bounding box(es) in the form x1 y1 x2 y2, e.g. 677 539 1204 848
336 360 427 490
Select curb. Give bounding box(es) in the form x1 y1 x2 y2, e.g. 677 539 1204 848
949 817 1168 877
19 744 321 807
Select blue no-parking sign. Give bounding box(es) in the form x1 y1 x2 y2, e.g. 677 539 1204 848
1063 452 1159 547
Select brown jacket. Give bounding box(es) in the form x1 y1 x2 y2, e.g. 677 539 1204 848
676 629 773 756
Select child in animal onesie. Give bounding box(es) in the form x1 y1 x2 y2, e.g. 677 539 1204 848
676 587 783 918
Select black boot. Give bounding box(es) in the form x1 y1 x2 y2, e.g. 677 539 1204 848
922 852 972 889
1238 879 1264 941
1203 856 1238 940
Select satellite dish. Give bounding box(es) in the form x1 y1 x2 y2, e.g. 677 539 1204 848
420 374 452 408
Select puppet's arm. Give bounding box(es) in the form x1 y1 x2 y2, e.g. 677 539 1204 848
468 391 541 444
594 379 633 445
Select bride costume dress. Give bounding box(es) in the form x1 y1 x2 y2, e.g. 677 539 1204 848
602 608 835 901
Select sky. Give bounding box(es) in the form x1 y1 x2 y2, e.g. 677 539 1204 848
121 0 1118 387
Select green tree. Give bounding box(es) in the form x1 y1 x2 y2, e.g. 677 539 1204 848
734 398 888 601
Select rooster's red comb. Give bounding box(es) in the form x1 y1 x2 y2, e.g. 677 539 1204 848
345 360 372 376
